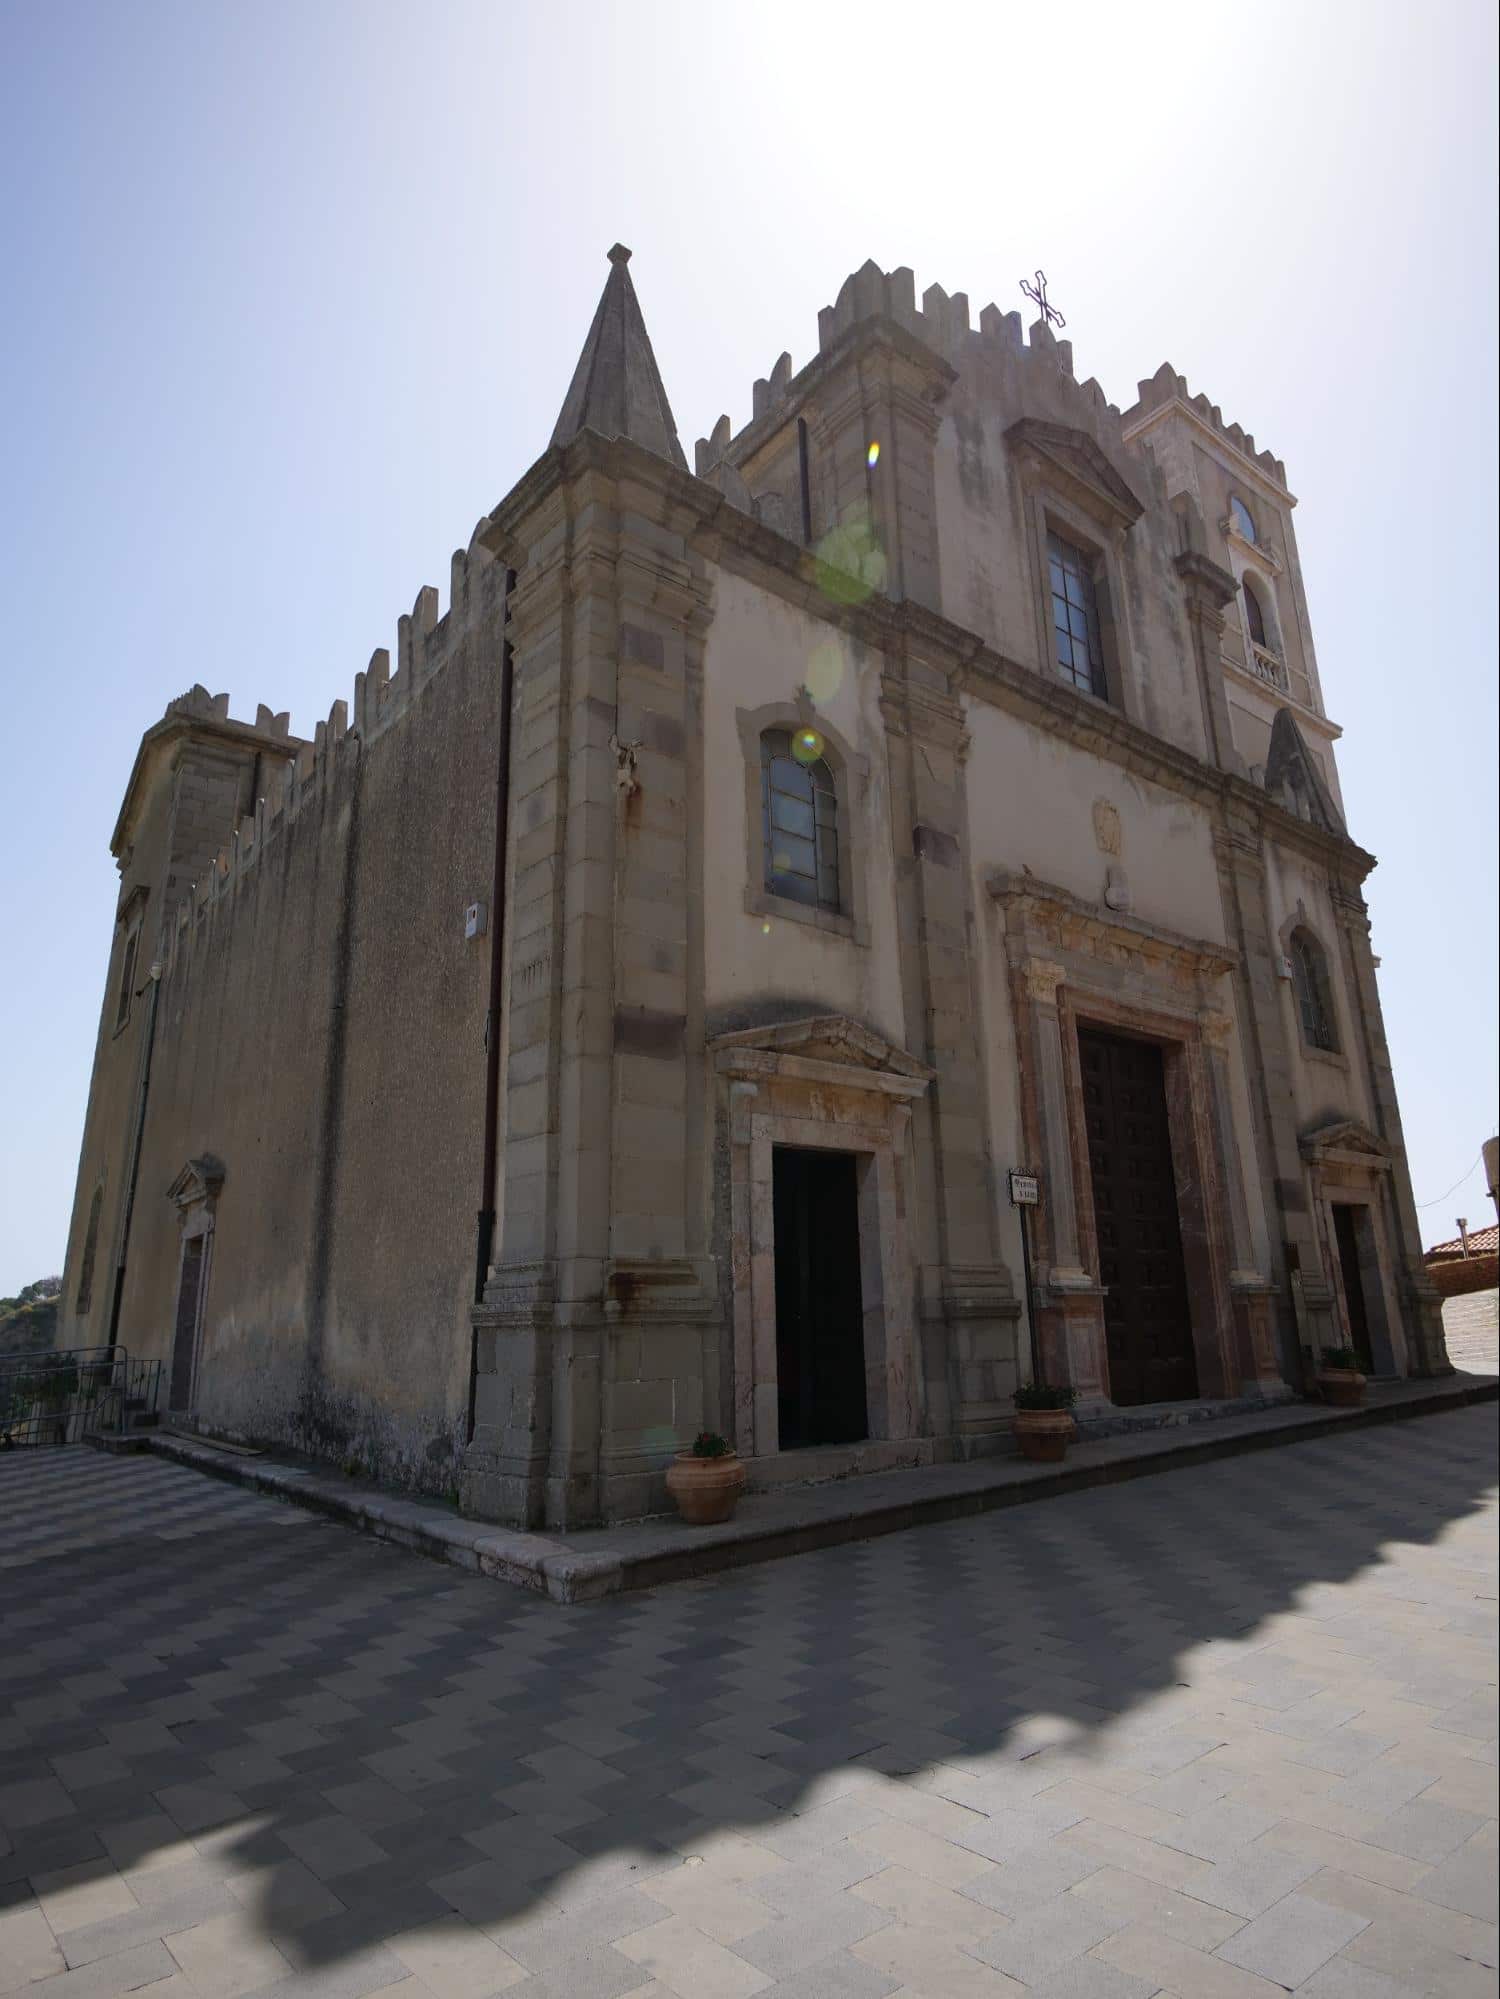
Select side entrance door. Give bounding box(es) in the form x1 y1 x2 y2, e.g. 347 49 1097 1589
772 1147 868 1449
1079 1027 1198 1406
1331 1203 1377 1374
169 1234 208 1412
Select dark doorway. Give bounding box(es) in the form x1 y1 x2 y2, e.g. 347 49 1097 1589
1331 1203 1377 1374
169 1235 206 1411
1079 1027 1198 1406
772 1147 868 1449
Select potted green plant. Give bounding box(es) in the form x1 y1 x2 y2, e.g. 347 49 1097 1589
665 1431 747 1525
1012 1381 1078 1463
1318 1345 1366 1409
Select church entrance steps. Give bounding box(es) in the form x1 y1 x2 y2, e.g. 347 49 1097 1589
1075 1387 1298 1441
144 1372 1498 1606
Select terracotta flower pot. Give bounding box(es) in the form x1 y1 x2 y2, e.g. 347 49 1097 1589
1013 1409 1076 1463
666 1450 747 1525
1318 1368 1366 1409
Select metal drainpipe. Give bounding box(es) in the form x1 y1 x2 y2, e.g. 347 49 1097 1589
107 963 162 1350
467 571 518 1443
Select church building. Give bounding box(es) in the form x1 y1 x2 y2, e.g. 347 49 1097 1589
57 247 1450 1525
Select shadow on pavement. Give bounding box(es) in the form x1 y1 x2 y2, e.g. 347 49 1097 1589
1 1404 1495 1990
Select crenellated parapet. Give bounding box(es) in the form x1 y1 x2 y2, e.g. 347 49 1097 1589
160 518 501 987
1124 360 1287 489
694 256 1149 501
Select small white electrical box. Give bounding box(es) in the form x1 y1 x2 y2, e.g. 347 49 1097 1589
1275 954 1294 980
464 900 488 940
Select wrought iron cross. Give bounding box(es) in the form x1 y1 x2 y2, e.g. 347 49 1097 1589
1020 269 1065 330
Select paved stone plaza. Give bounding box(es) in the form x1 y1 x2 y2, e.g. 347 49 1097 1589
2 1413 1495 1999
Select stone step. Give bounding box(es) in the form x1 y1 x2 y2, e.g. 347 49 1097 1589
145 1370 1499 1604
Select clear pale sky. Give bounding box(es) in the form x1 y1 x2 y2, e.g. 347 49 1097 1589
1 0 1495 1296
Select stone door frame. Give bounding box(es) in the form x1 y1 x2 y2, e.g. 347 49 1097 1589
711 1017 933 1461
165 1155 224 1412
1299 1121 1406 1377
992 873 1282 1408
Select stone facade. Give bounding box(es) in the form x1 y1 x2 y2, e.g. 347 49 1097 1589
58 248 1449 1522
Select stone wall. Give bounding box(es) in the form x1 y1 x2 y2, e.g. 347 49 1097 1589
75 543 507 1495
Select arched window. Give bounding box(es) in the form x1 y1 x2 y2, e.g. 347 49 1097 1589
761 727 840 911
1290 928 1338 1052
1230 495 1257 543
76 1187 102 1314
1243 578 1269 651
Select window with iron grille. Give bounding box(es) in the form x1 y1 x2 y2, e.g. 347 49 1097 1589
1290 928 1338 1052
760 728 840 912
1047 531 1108 699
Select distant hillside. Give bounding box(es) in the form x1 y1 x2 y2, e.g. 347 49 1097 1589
0 1277 61 1359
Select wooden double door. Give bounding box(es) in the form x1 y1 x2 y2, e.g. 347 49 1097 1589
1079 1027 1198 1406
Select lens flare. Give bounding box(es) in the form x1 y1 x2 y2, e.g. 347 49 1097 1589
814 513 888 608
791 726 826 767
761 920 771 935
867 440 880 468
804 639 843 703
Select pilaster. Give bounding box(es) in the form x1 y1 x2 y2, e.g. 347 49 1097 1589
1212 816 1335 1376
1330 881 1449 1375
1173 546 1244 776
882 655 1021 1447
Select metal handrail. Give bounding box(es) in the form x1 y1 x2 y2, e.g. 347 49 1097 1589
0 1345 160 1448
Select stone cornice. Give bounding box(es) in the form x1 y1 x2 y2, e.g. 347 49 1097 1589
1299 1118 1393 1169
1174 548 1239 611
987 870 1239 980
1005 416 1145 530
479 431 1375 885
710 1012 934 1093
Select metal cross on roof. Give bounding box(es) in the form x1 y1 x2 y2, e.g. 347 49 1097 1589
1020 269 1065 330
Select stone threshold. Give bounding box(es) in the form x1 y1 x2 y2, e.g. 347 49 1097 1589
136 1372 1498 1606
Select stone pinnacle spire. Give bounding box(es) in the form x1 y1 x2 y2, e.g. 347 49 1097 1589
549 244 688 470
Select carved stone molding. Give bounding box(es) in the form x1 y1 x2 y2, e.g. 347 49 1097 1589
989 870 1238 985
1020 960 1067 1007
1197 1010 1233 1050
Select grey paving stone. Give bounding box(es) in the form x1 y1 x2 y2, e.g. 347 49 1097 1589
1027 1961 1160 1999
486 1885 666 1971
2 1419 1495 1999
730 1896 893 1978
0 1775 77 1830
1412 1840 1500 1924
758 1952 900 1998
965 1898 1128 1983
1365 1800 1487 1865
1297 1955 1427 1998
17 1939 177 1999
56 1881 241 1968
958 1842 1103 1918
1216 1890 1372 1986
506 1943 656 1998
1189 1844 1325 1917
